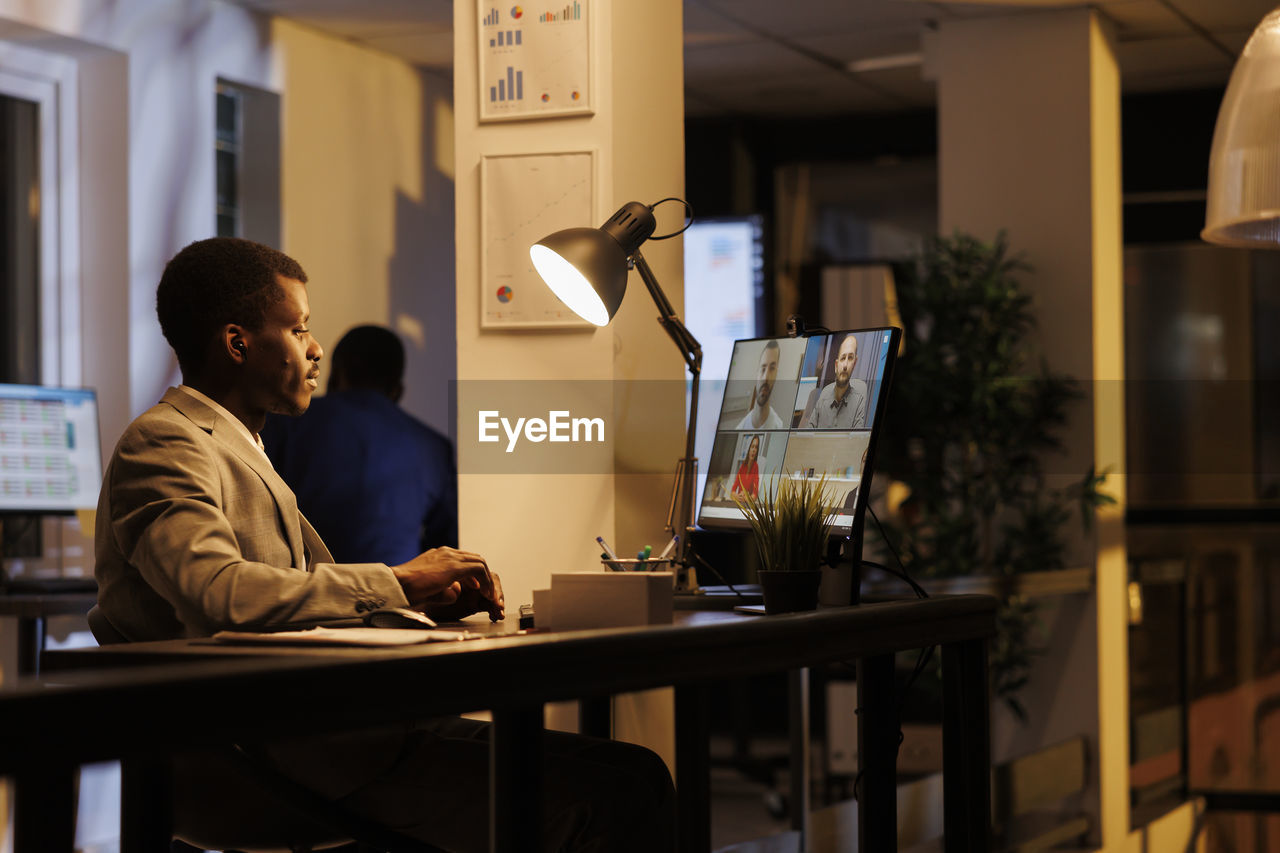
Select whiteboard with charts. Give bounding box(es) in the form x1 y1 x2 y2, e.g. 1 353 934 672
480 151 597 329
478 1 593 122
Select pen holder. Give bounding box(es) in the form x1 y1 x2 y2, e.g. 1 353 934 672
600 558 676 573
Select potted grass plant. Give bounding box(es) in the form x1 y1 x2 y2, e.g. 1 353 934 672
734 474 838 613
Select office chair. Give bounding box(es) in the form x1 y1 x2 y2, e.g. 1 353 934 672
85 605 450 853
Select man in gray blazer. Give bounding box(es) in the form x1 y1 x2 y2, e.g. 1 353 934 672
95 237 673 852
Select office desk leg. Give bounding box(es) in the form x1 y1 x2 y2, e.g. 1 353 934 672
491 705 543 853
857 653 897 853
579 697 611 739
788 668 810 844
942 638 991 852
16 615 43 677
122 755 173 853
675 683 711 853
14 762 77 852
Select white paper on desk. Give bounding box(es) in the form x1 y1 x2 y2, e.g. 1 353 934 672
212 627 472 646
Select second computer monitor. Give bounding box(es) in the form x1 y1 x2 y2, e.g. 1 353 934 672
0 383 104 514
697 327 900 536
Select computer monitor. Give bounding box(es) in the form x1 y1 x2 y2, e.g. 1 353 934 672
0 383 104 514
697 327 901 539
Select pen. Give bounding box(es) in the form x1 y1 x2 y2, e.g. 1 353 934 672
657 535 679 560
596 536 618 561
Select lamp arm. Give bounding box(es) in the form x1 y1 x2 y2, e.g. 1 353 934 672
632 250 702 587
632 251 702 375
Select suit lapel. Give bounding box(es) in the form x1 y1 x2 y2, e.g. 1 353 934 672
299 513 334 565
161 387 309 569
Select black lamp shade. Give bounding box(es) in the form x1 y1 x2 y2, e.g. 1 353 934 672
529 202 657 326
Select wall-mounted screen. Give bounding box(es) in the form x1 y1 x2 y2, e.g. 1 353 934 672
683 215 765 384
683 214 766 518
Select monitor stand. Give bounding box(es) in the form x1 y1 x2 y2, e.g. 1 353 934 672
824 528 864 607
672 536 764 608
0 515 98 594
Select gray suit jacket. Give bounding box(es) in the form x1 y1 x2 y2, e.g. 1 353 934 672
95 386 409 642
94 388 427 813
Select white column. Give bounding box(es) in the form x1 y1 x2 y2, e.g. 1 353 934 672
454 0 684 764
936 9 1128 849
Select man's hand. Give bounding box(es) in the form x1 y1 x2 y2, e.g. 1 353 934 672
425 571 504 624
390 547 504 622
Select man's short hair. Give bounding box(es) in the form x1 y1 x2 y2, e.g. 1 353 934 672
331 325 405 395
156 237 308 374
760 339 780 360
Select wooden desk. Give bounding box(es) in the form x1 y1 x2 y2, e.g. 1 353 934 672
15 595 997 852
0 591 97 676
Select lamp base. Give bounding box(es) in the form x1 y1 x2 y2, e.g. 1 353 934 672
666 454 699 593
673 560 699 593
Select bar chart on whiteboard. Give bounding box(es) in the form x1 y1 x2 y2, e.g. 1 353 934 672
478 1 591 121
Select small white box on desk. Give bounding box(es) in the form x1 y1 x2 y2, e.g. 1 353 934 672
543 572 673 631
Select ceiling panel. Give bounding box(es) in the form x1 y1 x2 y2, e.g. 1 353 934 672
228 0 1262 119
683 3 756 48
801 28 927 66
684 38 825 79
686 68 911 117
689 0 934 39
685 81 903 118
838 63 938 109
1172 0 1273 32
1217 29 1254 54
1117 33 1237 76
1121 65 1239 93
1102 0 1188 38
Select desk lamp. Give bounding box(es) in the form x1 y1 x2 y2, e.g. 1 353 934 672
530 199 702 590
1204 7 1280 247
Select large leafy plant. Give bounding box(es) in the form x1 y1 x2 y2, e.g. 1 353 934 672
877 231 1113 717
734 475 837 573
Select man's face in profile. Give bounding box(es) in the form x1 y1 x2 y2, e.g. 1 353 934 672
833 336 858 389
755 346 779 408
243 276 323 417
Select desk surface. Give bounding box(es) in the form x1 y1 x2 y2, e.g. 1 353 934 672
41 595 993 671
8 596 995 773
9 595 998 853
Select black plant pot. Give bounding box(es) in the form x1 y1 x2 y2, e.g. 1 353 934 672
758 570 822 614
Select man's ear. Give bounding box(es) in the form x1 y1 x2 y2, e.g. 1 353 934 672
222 325 248 363
390 381 404 404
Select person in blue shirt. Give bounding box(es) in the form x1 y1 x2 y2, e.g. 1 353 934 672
263 324 457 565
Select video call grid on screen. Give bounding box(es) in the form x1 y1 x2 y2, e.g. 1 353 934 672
0 383 104 513
697 327 898 535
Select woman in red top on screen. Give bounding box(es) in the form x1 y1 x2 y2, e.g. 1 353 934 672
732 434 761 498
